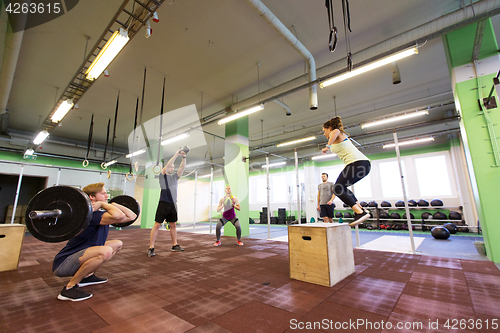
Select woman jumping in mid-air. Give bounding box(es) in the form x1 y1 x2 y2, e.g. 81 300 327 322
322 116 371 226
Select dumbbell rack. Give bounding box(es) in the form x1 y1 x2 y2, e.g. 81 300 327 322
332 205 471 232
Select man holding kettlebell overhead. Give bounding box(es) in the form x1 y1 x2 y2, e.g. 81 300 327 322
148 147 188 257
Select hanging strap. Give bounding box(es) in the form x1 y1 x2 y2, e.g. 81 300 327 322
129 98 139 175
83 114 94 167
325 0 337 52
153 76 166 174
110 91 119 162
101 119 111 169
342 0 353 71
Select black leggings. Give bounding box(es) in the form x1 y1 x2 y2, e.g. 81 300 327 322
216 218 241 241
334 160 371 207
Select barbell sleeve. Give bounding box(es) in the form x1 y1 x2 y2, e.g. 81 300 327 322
29 209 63 219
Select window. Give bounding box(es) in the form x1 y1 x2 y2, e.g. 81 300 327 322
212 181 225 204
249 176 267 203
415 155 452 196
271 174 287 202
352 172 372 199
291 171 304 201
379 160 407 198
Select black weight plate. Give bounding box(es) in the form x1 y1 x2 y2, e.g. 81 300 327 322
109 195 140 227
25 186 93 243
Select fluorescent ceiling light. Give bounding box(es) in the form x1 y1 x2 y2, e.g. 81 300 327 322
361 110 429 129
126 148 146 158
218 104 264 125
161 132 189 146
103 160 117 167
85 28 130 81
262 161 286 168
24 148 35 156
277 136 316 147
186 161 205 168
383 137 434 149
33 130 49 145
320 47 418 88
51 100 74 123
311 153 337 161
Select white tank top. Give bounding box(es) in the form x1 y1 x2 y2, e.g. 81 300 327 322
330 138 369 165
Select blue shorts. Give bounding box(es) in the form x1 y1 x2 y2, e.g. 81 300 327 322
53 249 86 277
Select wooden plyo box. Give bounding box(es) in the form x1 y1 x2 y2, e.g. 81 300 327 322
0 224 26 272
288 223 355 287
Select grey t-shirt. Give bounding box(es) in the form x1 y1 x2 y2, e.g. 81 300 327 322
318 182 335 205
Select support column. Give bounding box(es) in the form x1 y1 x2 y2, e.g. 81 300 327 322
223 117 250 238
443 19 500 262
303 160 318 223
141 140 161 229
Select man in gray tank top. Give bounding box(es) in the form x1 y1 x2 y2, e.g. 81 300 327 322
317 173 336 223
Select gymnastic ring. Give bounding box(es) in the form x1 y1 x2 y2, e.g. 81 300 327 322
126 172 134 181
101 162 107 170
329 27 337 52
153 164 161 174
82 160 89 167
107 170 111 179
134 161 139 172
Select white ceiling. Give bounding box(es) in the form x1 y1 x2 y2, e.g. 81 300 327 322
3 0 500 173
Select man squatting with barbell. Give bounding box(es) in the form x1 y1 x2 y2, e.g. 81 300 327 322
52 182 137 301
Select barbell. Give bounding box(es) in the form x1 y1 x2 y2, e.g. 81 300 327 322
25 186 140 243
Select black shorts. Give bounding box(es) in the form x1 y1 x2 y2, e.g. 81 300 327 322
320 205 334 218
155 201 178 223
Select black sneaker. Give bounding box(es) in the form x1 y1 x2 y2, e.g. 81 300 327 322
57 285 93 302
171 244 184 252
148 248 155 257
79 274 107 287
350 211 370 227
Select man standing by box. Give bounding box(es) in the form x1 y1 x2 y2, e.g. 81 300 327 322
317 173 335 223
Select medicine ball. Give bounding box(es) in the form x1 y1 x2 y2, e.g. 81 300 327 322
390 212 401 220
431 226 450 239
366 224 373 230
458 226 469 233
395 200 405 207
449 211 462 220
431 199 444 207
443 223 458 234
403 213 415 220
408 200 417 207
368 201 378 208
381 201 391 207
379 211 390 219
360 201 368 207
344 212 352 218
421 212 432 220
343 203 349 208
433 211 447 220
335 212 343 218
380 224 386 229
418 199 429 207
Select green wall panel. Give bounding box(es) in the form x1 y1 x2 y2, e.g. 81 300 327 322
443 19 499 69
454 74 500 262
